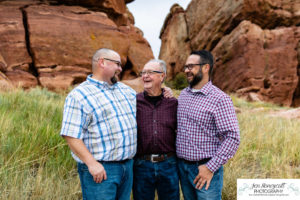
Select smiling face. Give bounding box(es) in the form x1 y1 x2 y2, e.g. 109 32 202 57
142 61 165 96
101 52 122 85
184 54 204 88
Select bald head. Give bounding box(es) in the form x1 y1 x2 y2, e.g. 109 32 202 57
92 48 119 72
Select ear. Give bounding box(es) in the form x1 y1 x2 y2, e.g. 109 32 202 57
161 73 166 83
203 64 210 74
98 58 105 69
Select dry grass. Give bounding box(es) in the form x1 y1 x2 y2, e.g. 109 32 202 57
0 88 299 200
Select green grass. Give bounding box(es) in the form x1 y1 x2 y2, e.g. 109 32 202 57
0 88 81 199
0 88 300 200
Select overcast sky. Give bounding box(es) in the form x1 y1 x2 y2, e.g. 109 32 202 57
127 0 191 59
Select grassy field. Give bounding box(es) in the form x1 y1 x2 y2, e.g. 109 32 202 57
0 88 300 200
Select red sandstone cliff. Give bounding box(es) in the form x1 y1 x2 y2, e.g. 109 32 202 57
0 0 153 91
159 0 300 106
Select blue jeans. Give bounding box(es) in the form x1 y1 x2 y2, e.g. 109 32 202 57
178 159 223 200
133 156 180 200
77 159 133 200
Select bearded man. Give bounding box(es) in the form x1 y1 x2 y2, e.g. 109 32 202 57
60 48 137 200
176 50 240 200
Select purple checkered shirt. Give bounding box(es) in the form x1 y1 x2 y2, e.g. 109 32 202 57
136 92 177 156
176 81 240 172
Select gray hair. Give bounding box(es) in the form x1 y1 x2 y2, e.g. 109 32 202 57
91 48 118 71
146 59 167 75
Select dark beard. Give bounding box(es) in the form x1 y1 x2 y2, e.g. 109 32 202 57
189 69 203 88
110 76 118 84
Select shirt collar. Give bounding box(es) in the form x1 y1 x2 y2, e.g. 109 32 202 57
86 74 118 89
143 89 164 99
187 81 212 96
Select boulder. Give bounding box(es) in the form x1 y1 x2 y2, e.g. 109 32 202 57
159 4 191 80
212 21 299 106
46 0 133 26
122 77 144 93
0 0 153 91
0 71 13 91
186 0 300 51
159 0 300 106
0 1 38 88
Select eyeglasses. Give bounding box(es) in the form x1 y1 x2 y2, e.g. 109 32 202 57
139 70 163 76
103 58 122 67
183 63 207 71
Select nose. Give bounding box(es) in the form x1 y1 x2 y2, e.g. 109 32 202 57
117 65 122 72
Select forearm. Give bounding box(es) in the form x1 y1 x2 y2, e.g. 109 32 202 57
206 134 240 172
63 136 98 166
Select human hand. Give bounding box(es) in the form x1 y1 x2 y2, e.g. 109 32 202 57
193 165 213 190
163 87 173 98
87 161 107 183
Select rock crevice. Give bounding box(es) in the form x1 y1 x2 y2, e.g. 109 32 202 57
20 5 40 84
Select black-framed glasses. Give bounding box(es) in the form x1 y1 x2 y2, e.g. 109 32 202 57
183 63 207 71
103 58 122 67
139 70 163 76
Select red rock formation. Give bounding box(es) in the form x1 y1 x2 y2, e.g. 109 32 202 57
159 4 191 80
159 0 300 106
0 1 38 88
0 0 153 91
213 21 299 106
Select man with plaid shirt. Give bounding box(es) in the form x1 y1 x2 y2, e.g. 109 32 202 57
176 50 240 200
60 48 136 200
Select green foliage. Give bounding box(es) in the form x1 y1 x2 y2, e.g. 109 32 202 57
166 72 188 90
0 88 80 200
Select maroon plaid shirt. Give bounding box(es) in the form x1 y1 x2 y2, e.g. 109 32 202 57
136 92 178 156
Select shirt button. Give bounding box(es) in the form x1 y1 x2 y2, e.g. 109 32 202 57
154 131 157 134
154 143 157 146
153 120 156 122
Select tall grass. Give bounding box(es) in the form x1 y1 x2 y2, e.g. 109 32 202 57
223 96 300 200
0 88 299 199
0 88 81 199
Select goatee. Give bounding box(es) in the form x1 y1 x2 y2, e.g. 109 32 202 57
110 76 118 84
189 70 203 88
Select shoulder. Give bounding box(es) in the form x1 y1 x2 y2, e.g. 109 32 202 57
117 82 136 95
136 92 144 99
164 96 178 104
210 84 233 106
178 87 191 98
66 81 91 102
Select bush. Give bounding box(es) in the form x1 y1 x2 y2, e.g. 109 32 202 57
166 72 188 90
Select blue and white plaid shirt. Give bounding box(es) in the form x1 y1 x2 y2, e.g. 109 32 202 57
60 75 137 163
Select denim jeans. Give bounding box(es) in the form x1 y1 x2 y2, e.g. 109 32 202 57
178 159 224 200
133 156 180 200
77 159 133 200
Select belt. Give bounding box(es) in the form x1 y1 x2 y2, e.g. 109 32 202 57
181 158 211 165
98 159 129 164
137 152 175 163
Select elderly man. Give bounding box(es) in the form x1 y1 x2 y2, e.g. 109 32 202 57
60 48 137 200
176 50 240 200
133 59 179 200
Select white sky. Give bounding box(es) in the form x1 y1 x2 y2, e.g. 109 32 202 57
127 0 191 59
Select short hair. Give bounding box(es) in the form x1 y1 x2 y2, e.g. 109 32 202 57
91 48 118 71
191 50 214 78
145 59 167 75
